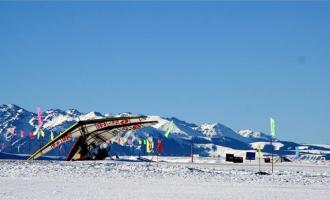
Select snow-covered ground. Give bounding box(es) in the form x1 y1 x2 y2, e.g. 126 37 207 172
0 157 329 200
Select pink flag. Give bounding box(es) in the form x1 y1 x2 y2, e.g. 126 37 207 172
1 143 5 151
37 107 43 128
20 130 25 138
7 128 15 134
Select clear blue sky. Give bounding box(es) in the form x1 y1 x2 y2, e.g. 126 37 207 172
0 2 329 144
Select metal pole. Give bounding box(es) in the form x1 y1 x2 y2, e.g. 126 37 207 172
191 140 193 163
271 137 274 174
259 153 261 172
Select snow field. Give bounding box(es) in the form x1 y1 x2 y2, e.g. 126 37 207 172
0 158 329 200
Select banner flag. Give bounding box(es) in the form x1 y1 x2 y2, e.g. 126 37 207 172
39 129 45 138
36 129 44 140
7 128 15 134
157 139 163 154
270 117 276 137
150 139 154 151
146 140 151 153
29 131 34 139
51 131 54 141
20 130 25 138
165 121 174 138
258 144 262 158
37 107 43 128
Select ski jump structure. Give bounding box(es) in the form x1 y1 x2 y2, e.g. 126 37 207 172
28 116 158 161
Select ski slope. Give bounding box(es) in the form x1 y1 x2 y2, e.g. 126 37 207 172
0 158 329 200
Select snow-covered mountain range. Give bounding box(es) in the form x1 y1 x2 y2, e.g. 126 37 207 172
0 104 329 158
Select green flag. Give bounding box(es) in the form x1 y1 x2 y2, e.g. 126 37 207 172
50 131 54 141
258 144 262 158
40 129 45 137
146 140 151 153
270 117 276 137
164 121 174 138
37 129 45 140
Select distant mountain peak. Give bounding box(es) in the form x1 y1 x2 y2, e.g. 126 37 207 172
0 104 22 112
238 129 271 141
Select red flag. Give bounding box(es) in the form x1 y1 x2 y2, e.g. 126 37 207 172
157 139 163 154
20 130 25 138
29 131 34 139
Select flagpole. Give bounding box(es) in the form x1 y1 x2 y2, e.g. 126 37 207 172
259 152 261 172
191 140 193 163
271 137 274 174
157 153 159 167
270 117 276 174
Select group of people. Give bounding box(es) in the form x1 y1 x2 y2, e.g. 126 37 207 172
88 143 109 160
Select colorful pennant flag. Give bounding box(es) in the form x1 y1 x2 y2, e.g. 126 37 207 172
270 117 276 137
165 121 174 138
20 130 25 138
7 128 15 134
146 140 151 153
51 131 54 141
37 129 45 140
37 107 43 128
40 129 45 137
157 139 163 154
149 140 154 151
257 144 262 158
29 131 34 139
